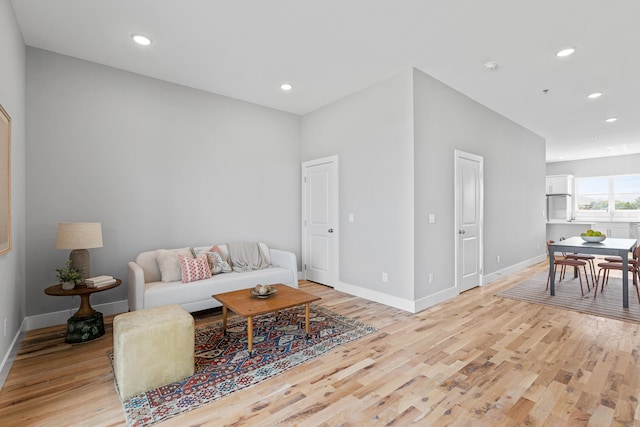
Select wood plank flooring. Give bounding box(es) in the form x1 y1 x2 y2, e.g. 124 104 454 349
1 260 639 426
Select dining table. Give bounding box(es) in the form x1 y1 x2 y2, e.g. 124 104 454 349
548 237 638 308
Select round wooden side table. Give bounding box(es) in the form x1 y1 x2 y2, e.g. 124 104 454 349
44 279 122 343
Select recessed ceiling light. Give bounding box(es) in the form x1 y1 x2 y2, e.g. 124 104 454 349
556 47 576 57
587 92 603 99
484 61 498 71
605 117 618 123
280 83 293 91
131 34 152 46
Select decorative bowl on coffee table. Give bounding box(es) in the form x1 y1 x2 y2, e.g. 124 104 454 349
250 285 277 298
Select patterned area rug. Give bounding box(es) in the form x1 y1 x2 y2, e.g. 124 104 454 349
112 304 376 427
496 271 640 323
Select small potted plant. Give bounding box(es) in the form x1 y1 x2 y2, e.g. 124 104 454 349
55 260 83 290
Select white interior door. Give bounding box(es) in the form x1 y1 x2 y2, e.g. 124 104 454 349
302 156 338 286
455 150 483 292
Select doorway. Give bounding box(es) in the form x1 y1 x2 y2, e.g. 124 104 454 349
454 150 484 292
301 155 339 287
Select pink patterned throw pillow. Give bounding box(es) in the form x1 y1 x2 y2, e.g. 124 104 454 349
178 254 212 283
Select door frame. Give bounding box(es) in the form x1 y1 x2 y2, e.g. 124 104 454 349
301 155 339 286
454 150 484 291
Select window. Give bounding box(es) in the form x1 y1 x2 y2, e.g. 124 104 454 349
614 175 640 210
576 177 608 211
575 174 640 218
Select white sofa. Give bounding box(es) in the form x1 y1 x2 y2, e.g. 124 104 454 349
127 244 298 312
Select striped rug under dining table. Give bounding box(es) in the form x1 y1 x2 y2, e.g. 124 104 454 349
497 266 640 324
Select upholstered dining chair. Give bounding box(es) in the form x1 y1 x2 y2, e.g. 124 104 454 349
595 246 640 303
546 240 591 297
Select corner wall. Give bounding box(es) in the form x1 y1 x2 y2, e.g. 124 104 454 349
413 68 547 302
301 70 415 304
301 67 546 312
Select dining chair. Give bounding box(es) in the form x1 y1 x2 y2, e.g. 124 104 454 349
600 249 637 264
595 246 640 303
546 240 591 296
562 252 597 285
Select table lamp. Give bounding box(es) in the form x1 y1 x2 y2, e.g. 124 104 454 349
55 222 103 281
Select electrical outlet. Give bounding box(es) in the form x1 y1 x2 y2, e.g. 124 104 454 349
3 318 6 337
382 272 388 282
497 255 501 263
428 273 434 283
348 213 354 222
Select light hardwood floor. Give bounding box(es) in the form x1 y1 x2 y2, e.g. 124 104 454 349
1 260 639 426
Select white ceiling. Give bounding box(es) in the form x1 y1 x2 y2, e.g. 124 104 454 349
10 0 640 162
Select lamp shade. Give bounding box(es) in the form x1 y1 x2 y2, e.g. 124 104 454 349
55 222 103 249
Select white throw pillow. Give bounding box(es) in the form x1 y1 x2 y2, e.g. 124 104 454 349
258 242 271 266
156 248 193 282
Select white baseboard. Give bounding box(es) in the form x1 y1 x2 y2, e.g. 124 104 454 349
0 318 27 392
334 255 546 315
25 300 129 331
414 286 459 313
335 281 417 313
482 254 546 285
333 281 460 314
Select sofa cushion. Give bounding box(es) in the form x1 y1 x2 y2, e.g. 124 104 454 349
191 247 232 274
211 245 232 267
179 254 212 283
157 248 193 282
207 251 230 274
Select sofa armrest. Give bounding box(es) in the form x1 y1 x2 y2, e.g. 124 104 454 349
270 249 298 287
127 261 146 311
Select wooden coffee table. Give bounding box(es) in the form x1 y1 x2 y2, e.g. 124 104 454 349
212 284 321 355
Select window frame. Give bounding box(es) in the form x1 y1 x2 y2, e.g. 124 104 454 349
574 174 640 220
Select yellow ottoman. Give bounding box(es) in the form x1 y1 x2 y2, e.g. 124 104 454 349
113 304 195 399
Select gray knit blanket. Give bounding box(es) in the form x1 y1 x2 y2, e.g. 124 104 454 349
226 242 270 272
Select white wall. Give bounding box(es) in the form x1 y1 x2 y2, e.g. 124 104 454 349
26 48 301 317
301 70 415 302
0 0 26 378
413 68 547 301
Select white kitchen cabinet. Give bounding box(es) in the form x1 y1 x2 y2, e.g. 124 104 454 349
546 222 596 243
594 222 631 239
546 175 574 195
